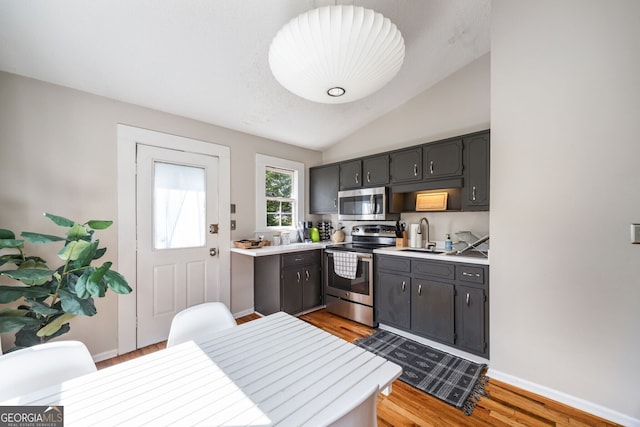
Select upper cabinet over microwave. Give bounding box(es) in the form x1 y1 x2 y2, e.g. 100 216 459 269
339 155 389 190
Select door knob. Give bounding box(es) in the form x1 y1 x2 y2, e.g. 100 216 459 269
209 248 218 257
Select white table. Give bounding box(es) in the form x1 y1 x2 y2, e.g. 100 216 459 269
2 312 402 426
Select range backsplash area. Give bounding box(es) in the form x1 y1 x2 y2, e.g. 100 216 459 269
327 211 489 247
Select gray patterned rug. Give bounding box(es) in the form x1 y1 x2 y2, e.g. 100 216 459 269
354 329 488 415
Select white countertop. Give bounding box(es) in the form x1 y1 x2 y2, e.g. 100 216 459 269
373 246 490 265
231 241 489 264
230 241 329 257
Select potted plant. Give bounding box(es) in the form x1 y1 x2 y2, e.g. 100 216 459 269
0 213 132 352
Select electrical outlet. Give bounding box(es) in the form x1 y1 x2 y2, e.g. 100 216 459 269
231 220 236 230
632 224 640 244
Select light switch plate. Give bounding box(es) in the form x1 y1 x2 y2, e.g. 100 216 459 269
632 224 640 244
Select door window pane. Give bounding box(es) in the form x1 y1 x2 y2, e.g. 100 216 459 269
154 162 205 249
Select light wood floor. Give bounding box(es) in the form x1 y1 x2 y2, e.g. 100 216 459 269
97 310 620 427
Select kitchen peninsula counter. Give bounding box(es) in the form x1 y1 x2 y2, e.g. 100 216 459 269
230 241 330 257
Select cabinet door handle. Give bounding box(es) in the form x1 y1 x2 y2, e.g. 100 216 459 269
401 280 406 292
366 171 371 183
413 164 418 177
305 270 310 280
462 271 481 278
472 186 477 201
418 284 422 296
466 293 470 305
355 173 359 184
429 161 434 175
296 271 301 282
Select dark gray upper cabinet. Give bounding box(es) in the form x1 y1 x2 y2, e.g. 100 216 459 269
362 155 389 187
423 139 463 179
314 129 489 212
309 164 339 214
389 147 422 183
462 132 490 211
339 159 362 189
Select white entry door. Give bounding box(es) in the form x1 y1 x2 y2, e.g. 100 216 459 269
136 144 220 347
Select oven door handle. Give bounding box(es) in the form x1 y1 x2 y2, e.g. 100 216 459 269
325 250 372 260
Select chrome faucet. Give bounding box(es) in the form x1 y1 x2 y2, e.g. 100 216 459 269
419 217 434 249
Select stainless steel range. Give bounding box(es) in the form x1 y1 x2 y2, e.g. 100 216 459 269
323 224 397 327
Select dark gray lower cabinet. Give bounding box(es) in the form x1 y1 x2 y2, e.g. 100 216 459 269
254 250 322 316
375 254 489 358
377 271 410 329
411 279 454 344
456 285 486 354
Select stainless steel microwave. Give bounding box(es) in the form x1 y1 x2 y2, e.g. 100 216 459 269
338 187 399 221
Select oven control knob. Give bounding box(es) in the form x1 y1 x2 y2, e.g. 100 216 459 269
345 292 350 298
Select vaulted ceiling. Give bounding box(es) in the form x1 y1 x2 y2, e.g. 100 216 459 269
0 1 490 151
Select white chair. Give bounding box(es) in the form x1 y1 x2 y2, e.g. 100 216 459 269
166 302 237 347
325 384 379 427
0 340 97 401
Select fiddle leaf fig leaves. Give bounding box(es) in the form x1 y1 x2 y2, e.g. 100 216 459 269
44 213 74 227
1 269 54 286
87 220 113 230
0 229 16 239
57 289 97 316
104 269 132 294
0 286 51 303
58 240 91 261
73 240 99 268
0 238 23 249
37 313 75 337
66 223 90 240
0 309 41 334
0 214 131 351
21 232 65 244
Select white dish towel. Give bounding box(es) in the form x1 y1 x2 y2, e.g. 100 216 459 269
333 252 358 280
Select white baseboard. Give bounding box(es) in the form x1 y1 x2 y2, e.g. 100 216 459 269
488 369 640 427
92 349 118 363
378 324 638 426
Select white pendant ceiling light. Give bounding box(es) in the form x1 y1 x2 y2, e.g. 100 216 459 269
269 5 405 104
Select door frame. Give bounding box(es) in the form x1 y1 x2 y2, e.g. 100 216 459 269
116 124 231 355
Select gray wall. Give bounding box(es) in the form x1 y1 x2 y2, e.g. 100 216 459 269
325 2 640 422
490 0 639 420
0 71 322 355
